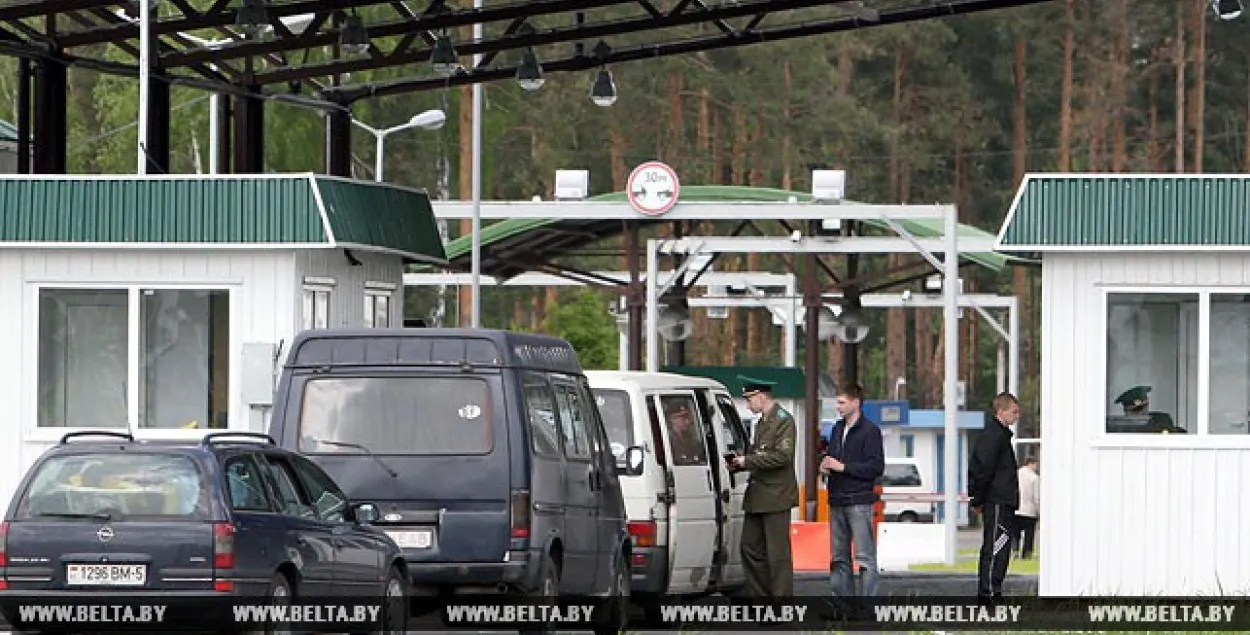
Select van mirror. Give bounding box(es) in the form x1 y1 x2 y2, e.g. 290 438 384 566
618 446 645 476
353 502 380 524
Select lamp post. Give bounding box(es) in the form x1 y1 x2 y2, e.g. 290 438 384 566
469 0 484 328
137 0 152 174
350 110 447 182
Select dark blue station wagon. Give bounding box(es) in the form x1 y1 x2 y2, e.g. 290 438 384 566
0 431 408 630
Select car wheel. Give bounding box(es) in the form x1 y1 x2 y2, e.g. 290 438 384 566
351 566 408 635
899 511 918 523
593 552 630 635
519 554 560 635
250 572 293 635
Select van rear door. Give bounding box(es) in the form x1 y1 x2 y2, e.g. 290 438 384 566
284 373 511 564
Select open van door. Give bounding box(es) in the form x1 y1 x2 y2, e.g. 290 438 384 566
649 391 718 594
711 392 750 587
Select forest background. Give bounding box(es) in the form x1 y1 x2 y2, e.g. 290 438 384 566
2 0 1248 430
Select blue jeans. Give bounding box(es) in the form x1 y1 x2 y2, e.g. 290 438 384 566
829 503 879 599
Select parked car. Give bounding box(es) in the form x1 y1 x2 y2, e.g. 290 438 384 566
585 371 749 602
0 431 409 632
268 328 638 634
881 457 935 522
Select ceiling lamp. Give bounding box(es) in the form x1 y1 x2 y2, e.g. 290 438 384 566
339 14 370 55
235 0 269 37
1211 0 1243 19
590 67 616 107
516 48 544 91
430 32 459 76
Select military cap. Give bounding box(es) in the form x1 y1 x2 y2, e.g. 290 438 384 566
739 375 776 397
1114 385 1151 408
664 400 691 416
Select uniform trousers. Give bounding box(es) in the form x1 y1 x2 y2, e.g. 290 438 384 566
741 510 794 598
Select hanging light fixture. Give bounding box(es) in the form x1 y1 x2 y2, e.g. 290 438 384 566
430 31 459 75
516 48 544 91
590 66 616 107
235 0 268 37
339 13 370 55
1210 0 1243 19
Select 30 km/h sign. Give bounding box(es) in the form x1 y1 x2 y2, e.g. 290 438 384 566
626 161 680 216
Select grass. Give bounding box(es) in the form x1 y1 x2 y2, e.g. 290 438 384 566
908 548 1040 575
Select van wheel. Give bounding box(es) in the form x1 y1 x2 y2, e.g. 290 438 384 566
593 553 630 635
251 573 292 635
899 511 918 523
351 566 408 635
519 554 560 635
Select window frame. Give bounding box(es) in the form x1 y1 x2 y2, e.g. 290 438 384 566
302 277 335 331
364 281 395 329
551 376 592 461
1095 286 1250 449
28 282 238 443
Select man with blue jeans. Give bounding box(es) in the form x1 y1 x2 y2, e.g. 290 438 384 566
821 382 885 608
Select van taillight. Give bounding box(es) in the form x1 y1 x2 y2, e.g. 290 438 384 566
0 521 8 567
212 522 235 569
510 490 531 539
628 521 656 548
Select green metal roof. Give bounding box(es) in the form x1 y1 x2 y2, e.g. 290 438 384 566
663 365 833 400
996 174 1250 251
440 185 1012 277
0 175 446 263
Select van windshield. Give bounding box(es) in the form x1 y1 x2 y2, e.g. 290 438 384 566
16 453 208 520
298 376 493 456
591 389 633 458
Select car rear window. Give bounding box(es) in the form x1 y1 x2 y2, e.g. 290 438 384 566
591 389 634 459
16 453 208 520
882 463 923 487
298 376 493 455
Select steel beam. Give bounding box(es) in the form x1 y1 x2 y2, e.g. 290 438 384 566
655 236 998 255
214 95 232 174
232 89 264 173
324 108 352 177
32 55 67 174
144 72 171 173
432 201 947 221
402 271 795 287
683 293 1015 309
16 57 30 174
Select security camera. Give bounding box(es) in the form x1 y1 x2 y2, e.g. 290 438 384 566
790 230 802 243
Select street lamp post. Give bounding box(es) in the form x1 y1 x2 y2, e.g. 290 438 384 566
350 109 447 182
469 0 484 328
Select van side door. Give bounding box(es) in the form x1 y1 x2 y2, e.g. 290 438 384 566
652 390 717 594
519 372 566 582
551 376 599 593
712 392 751 586
579 378 627 594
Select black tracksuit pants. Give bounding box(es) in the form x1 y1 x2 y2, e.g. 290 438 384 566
977 503 1015 598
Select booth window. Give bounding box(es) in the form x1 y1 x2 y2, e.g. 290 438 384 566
37 287 231 431
364 292 390 328
1208 294 1250 435
1105 292 1197 434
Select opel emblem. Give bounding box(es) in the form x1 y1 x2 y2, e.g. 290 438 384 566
96 526 114 543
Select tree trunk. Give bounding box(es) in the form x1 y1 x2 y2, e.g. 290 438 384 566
746 116 767 361
665 71 684 164
457 83 473 326
1174 1 1186 173
1110 0 1129 172
1245 65 1250 172
781 61 793 190
1057 0 1075 171
1190 0 1206 173
730 108 747 186
885 44 908 400
712 108 725 184
1148 58 1162 170
699 89 713 182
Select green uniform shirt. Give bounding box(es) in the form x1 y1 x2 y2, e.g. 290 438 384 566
741 402 799 514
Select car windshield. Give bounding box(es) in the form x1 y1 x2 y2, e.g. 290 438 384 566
298 376 493 455
16 453 208 520
882 463 923 487
591 389 633 460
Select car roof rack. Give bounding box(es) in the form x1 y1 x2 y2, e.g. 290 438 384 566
60 431 136 444
201 432 276 446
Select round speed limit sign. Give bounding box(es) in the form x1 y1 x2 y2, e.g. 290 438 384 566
626 162 680 216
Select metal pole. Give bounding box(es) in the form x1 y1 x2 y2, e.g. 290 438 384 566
374 132 385 182
137 0 151 174
783 276 798 367
942 205 960 566
996 342 1007 394
208 91 219 175
469 0 484 328
1008 297 1020 398
645 239 659 372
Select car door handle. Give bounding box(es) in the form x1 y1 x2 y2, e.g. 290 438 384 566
588 466 600 491
706 470 714 492
720 490 730 503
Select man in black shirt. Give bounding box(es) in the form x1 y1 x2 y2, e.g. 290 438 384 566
968 392 1021 604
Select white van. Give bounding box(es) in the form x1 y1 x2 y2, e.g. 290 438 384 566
585 371 749 599
882 457 935 522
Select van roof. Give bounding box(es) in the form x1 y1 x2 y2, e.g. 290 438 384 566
285 328 584 375
585 370 730 392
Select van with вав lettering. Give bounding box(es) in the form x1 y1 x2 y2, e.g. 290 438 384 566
268 328 636 635
584 371 749 605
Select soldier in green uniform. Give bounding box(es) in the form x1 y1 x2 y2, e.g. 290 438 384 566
728 375 798 598
1112 385 1185 434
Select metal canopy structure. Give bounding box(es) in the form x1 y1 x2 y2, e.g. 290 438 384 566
1 0 1054 175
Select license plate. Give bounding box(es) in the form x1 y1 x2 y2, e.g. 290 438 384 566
386 530 433 549
66 564 147 586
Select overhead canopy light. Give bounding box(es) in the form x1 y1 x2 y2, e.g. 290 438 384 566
339 14 370 55
590 67 616 107
1211 0 1243 19
235 0 269 37
430 32 459 75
